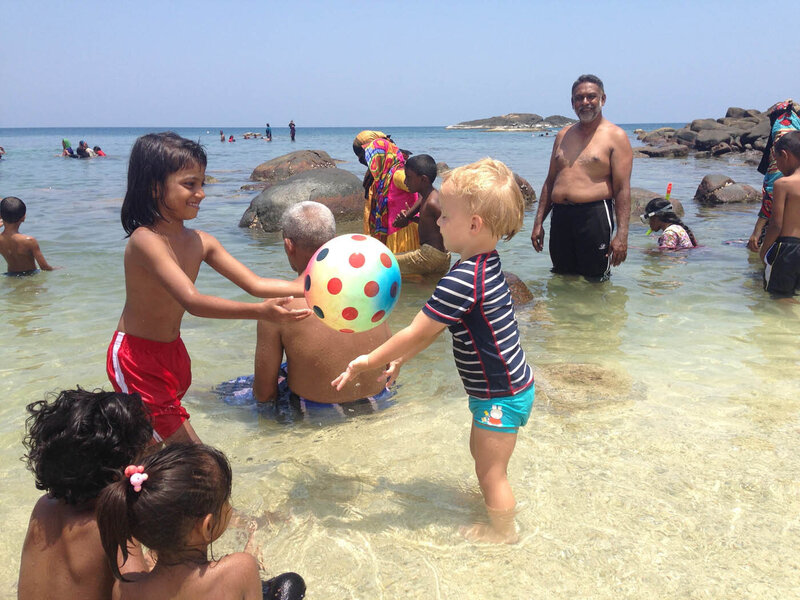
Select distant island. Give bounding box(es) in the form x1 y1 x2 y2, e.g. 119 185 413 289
446 113 576 132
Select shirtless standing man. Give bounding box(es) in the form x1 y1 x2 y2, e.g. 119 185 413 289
531 74 633 279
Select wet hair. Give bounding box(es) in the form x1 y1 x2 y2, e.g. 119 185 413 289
571 74 605 95
644 198 698 246
441 158 524 241
1 196 26 223
22 388 153 505
120 132 207 236
281 201 336 251
775 130 800 159
97 444 232 579
93 146 101 152
405 154 437 184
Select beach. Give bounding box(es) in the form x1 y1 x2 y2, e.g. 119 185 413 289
1 125 799 598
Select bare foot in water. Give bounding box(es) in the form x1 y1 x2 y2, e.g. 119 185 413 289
460 522 519 544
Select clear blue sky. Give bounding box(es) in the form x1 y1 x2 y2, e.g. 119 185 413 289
2 0 797 127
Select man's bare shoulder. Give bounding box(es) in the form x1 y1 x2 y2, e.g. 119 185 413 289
600 120 631 144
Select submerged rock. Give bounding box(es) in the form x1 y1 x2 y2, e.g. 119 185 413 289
239 169 363 231
514 173 537 207
504 272 534 305
250 150 336 183
535 363 635 414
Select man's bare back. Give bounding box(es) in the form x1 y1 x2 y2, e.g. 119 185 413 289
255 297 391 403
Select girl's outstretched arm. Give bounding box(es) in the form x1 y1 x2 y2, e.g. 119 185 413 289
202 232 304 297
332 311 446 390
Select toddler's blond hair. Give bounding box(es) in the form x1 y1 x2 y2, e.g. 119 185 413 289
441 158 524 241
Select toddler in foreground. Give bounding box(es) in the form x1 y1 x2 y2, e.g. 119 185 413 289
18 388 153 600
107 132 310 446
0 196 56 274
96 443 306 600
333 158 535 543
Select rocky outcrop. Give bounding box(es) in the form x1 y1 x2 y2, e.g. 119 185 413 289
446 113 576 131
249 150 336 183
635 106 771 160
239 169 363 231
694 174 759 205
630 188 685 224
635 144 689 158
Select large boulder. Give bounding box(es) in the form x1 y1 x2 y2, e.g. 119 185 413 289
630 187 684 224
694 129 734 150
690 118 727 132
741 119 771 146
250 150 336 183
674 128 698 145
239 169 363 231
694 174 759 205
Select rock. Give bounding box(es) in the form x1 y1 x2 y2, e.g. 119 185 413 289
690 118 727 132
694 175 758 205
629 187 684 223
204 175 219 184
436 162 450 176
745 109 763 119
741 150 763 166
240 182 270 192
741 119 771 146
514 173 537 207
725 107 750 119
250 150 336 183
640 130 675 145
505 272 534 304
635 144 689 158
633 128 645 135
694 151 712 159
239 169 363 231
711 142 733 156
674 128 698 145
694 129 733 150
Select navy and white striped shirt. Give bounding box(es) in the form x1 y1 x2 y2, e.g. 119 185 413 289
422 251 534 399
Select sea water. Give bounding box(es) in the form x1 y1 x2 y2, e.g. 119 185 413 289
0 126 798 599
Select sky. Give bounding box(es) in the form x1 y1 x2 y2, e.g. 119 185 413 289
2 0 798 127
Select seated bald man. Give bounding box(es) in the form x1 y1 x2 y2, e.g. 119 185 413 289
253 201 396 419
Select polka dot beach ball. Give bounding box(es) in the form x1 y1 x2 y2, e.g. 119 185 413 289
304 234 401 333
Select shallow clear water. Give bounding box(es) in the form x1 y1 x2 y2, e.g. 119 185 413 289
1 126 798 599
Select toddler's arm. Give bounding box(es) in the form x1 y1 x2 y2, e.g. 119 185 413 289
332 311 446 390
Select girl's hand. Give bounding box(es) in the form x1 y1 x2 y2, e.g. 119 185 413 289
331 355 370 391
261 297 311 321
381 359 401 387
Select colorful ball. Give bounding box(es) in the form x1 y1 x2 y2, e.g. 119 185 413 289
304 234 401 333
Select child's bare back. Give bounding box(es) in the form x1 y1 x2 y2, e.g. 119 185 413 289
0 197 54 274
18 497 116 600
776 171 800 238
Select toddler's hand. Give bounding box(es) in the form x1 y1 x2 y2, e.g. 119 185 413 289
262 297 311 321
331 355 370 391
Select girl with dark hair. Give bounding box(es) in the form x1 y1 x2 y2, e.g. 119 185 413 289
18 388 153 600
108 132 310 445
96 444 305 600
641 197 698 249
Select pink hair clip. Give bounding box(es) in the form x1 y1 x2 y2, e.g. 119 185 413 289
124 465 148 493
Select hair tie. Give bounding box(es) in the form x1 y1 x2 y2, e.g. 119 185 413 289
124 465 148 493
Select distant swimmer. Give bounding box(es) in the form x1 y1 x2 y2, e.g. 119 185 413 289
220 129 225 142
531 74 632 280
265 123 272 141
228 134 235 142
0 196 57 275
289 120 296 141
93 146 106 157
61 139 77 158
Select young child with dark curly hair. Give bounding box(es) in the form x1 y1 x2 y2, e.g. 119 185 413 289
17 388 154 600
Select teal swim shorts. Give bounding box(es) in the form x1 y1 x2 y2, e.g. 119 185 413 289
469 384 535 433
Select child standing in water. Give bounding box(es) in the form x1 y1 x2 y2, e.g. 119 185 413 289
333 158 534 543
18 388 154 600
107 132 309 446
96 443 306 600
640 197 698 249
0 196 56 274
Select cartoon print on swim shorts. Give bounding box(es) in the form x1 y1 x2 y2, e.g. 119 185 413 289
482 405 504 427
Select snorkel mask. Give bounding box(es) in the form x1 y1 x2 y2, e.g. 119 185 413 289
640 202 673 235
